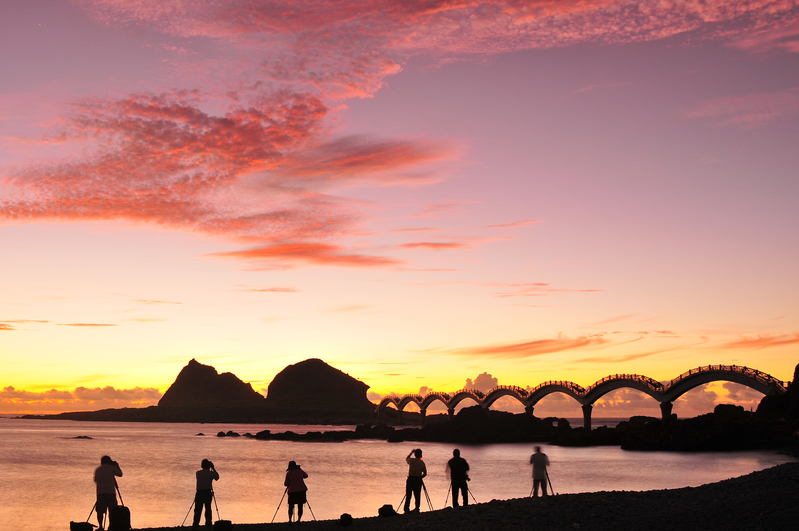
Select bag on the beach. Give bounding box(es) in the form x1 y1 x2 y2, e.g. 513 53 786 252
108 505 131 531
378 504 397 517
69 522 95 531
213 520 233 531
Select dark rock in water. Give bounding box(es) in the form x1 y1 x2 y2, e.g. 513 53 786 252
265 358 375 415
158 359 265 408
196 433 205 436
74 435 92 439
217 430 241 437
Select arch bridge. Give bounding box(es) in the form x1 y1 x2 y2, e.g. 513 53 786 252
376 365 786 429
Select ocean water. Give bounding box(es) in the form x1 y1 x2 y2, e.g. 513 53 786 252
1 419 792 530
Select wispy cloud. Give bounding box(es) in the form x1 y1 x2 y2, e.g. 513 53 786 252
0 324 15 331
484 219 541 229
134 299 182 305
721 333 799 349
58 323 117 327
685 87 799 128
210 242 402 267
326 304 370 313
493 282 605 298
432 334 606 359
400 241 470 250
236 287 298 293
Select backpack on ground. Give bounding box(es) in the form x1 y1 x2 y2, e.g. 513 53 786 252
378 504 397 517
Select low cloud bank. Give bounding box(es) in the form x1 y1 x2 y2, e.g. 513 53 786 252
0 385 162 414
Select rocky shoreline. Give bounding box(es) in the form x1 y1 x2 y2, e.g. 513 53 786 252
138 461 799 531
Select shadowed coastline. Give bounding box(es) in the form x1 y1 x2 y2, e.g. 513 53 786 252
136 461 799 530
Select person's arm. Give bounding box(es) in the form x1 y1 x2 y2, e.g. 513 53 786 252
302 470 308 479
284 472 290 487
114 463 123 477
212 470 219 481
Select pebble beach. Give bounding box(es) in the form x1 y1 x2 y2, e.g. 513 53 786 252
138 461 799 531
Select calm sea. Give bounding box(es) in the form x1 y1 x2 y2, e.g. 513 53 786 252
1 419 792 530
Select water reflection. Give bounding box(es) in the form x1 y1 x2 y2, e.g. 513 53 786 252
0 419 792 531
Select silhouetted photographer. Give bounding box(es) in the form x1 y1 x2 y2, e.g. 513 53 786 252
403 448 427 513
193 459 219 528
446 449 470 507
284 461 309 523
529 446 550 497
93 456 122 530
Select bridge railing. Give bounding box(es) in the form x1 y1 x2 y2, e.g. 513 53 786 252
487 385 529 396
528 380 585 394
584 374 664 394
666 365 786 391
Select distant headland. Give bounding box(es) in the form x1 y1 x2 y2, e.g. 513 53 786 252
22 358 376 424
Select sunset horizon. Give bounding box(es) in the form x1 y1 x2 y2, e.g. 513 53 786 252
2 1 798 418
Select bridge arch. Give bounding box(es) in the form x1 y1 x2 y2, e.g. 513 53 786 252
660 365 786 403
526 381 585 406
483 386 528 409
448 389 484 409
583 374 664 405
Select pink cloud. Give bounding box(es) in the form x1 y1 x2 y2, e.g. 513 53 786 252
0 324 15 331
484 219 541 229
438 334 606 359
493 282 605 298
59 323 117 327
210 242 402 267
400 241 470 250
7 0 797 270
721 333 799 349
685 87 799 128
236 287 298 293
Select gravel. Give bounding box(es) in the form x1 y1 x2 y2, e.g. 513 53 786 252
139 462 799 531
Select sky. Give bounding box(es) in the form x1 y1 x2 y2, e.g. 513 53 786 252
1 0 798 417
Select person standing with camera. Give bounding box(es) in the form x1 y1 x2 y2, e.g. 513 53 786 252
193 459 219 528
94 455 123 530
446 449 470 507
403 448 427 513
284 460 309 523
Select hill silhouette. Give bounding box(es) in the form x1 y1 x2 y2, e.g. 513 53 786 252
158 358 265 407
265 358 374 415
21 358 377 424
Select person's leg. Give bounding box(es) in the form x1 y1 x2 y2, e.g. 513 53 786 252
459 483 469 506
404 478 412 512
412 480 422 510
451 483 459 507
204 497 213 526
192 494 202 527
97 499 106 530
541 478 548 497
533 479 540 497
297 502 304 521
288 502 295 522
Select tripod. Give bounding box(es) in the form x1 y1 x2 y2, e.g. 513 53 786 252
271 488 287 524
182 491 222 527
397 478 435 512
